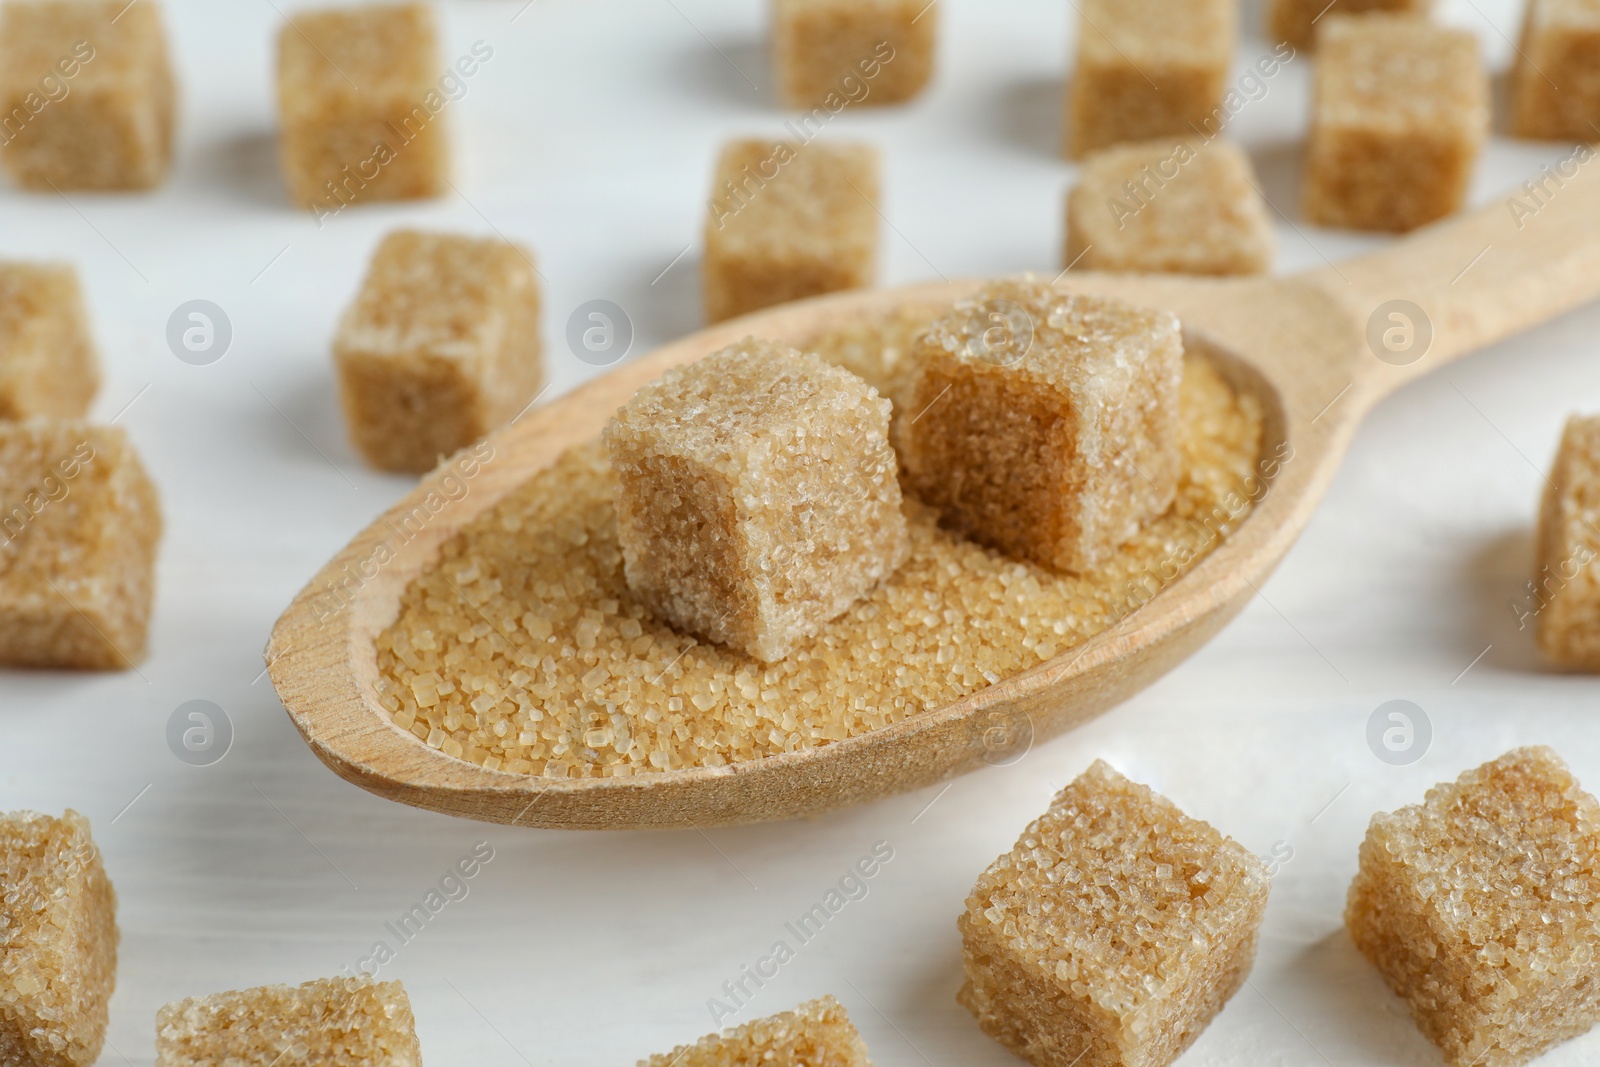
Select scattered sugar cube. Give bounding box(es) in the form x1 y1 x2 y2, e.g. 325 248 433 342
1536 415 1600 669
276 3 449 215
155 976 421 1067
1347 747 1600 1067
0 810 117 1067
773 0 936 109
0 421 160 669
900 279 1183 574
334 230 543 474
603 339 909 663
1512 0 1600 140
1066 0 1236 158
1065 138 1274 276
704 139 879 323
0 263 98 419
1304 15 1488 232
1269 0 1434 50
0 0 176 191
959 760 1270 1067
642 996 869 1067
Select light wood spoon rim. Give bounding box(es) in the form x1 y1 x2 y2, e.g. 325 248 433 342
267 163 1600 829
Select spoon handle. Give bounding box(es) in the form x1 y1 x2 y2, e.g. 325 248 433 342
1303 148 1600 400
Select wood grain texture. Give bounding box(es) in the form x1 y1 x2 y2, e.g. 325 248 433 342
267 161 1600 829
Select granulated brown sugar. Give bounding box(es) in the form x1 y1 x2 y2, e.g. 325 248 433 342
773 0 936 110
1066 139 1275 277
958 761 1270 1067
0 421 162 670
0 263 99 420
1347 747 1600 1066
333 229 543 474
0 0 176 191
703 139 880 324
1512 0 1600 141
373 306 1266 778
155 977 420 1067
604 339 908 663
900 280 1184 575
276 3 447 209
1303 14 1488 233
1535 414 1600 669
0 810 117 1067
641 995 869 1067
1066 0 1235 158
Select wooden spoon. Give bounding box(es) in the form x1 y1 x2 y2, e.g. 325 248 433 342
268 162 1600 829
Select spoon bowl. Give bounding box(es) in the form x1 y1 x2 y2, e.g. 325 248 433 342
267 164 1600 829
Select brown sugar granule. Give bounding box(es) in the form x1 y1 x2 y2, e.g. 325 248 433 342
1537 415 1600 669
0 421 161 669
704 139 879 323
0 0 176 191
335 229 543 474
773 0 936 109
603 340 908 663
1066 0 1235 159
900 280 1183 574
276 3 448 213
800 302 938 419
1269 0 1434 51
959 761 1270 1067
0 263 98 419
642 995 869 1067
1347 747 1600 1067
1512 0 1600 140
0 810 117 1067
154 976 421 1067
372 306 1263 778
1304 14 1488 233
1066 139 1274 277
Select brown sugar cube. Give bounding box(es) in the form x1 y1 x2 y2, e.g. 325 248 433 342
900 279 1183 574
603 339 909 663
1535 415 1600 669
0 810 117 1067
155 976 421 1067
959 760 1270 1067
1065 138 1274 276
1347 747 1600 1067
643 996 869 1067
704 139 879 323
334 230 543 474
1303 15 1488 233
1512 0 1600 140
773 0 936 109
1066 0 1236 159
0 263 98 419
0 0 176 191
0 421 160 669
276 3 449 215
1268 0 1434 51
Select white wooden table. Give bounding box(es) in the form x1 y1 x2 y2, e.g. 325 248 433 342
3 1 1595 1064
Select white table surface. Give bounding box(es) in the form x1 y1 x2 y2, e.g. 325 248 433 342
4 0 1599 1064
